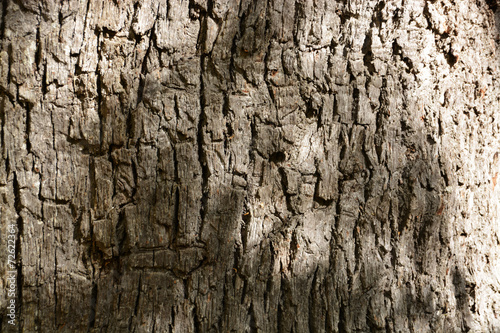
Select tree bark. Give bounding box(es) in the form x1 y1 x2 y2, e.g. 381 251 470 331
1 0 500 332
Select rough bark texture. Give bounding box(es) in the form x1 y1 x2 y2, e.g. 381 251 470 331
1 0 500 332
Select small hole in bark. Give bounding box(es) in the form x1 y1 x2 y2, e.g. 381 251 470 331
270 151 286 164
102 27 117 39
446 51 458 67
305 107 316 118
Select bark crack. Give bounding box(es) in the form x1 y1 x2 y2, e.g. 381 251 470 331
13 173 23 332
198 30 209 244
129 273 142 331
87 283 98 331
0 0 7 40
25 103 31 153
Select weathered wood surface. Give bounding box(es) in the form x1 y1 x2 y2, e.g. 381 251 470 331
1 0 500 332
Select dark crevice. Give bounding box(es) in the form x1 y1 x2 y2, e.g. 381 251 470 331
129 273 142 331
172 141 179 182
13 173 23 332
116 210 126 254
96 38 104 155
6 43 12 86
223 95 233 150
170 304 176 331
35 25 42 72
241 210 251 251
172 186 180 245
334 179 344 231
87 283 98 331
289 230 300 263
362 32 376 74
250 114 258 151
352 87 360 124
130 157 138 199
372 1 386 29
130 2 140 34
58 10 63 40
0 0 7 40
392 38 402 58
136 14 157 106
486 0 498 11
198 49 209 244
41 62 48 96
195 7 208 54
189 0 208 17
217 281 227 331
125 101 135 149
47 198 71 206
269 151 286 164
445 50 458 67
101 26 117 39
89 157 96 209
193 304 202 333
249 303 257 333
183 278 189 300
338 7 361 25
338 302 347 333
304 102 316 119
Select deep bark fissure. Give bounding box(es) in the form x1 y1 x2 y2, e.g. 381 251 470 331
12 173 23 333
198 58 209 241
129 273 142 331
0 0 7 41
34 23 41 72
86 283 97 331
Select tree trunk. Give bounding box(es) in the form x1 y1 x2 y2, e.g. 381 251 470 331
1 0 500 332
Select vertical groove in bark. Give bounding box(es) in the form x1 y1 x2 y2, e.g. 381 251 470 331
87 282 97 331
0 0 6 41
198 53 208 245
12 172 22 332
